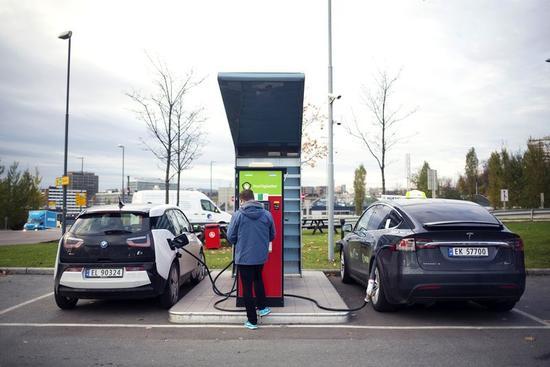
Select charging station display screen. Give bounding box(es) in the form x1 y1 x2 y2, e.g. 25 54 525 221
238 170 282 199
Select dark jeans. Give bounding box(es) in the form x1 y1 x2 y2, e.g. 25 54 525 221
238 264 266 325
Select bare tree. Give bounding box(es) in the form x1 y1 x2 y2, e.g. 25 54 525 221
347 69 416 194
127 57 204 204
301 103 328 167
171 102 205 205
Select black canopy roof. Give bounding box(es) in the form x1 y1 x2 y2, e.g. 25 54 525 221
218 72 305 158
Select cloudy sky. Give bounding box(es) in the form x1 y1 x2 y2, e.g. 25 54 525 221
1 0 549 193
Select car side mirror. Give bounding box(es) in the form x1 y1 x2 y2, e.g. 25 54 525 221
342 223 353 233
172 233 190 249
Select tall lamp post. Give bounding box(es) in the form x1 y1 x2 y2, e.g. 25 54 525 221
327 0 336 261
117 145 125 201
210 161 216 198
59 30 72 235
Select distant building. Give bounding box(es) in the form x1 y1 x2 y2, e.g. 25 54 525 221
46 186 86 215
128 177 177 193
68 171 98 199
94 190 124 206
528 136 550 161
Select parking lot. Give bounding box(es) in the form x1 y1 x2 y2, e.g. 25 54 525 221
1 273 549 366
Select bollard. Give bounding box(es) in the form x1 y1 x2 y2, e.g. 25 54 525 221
531 208 534 222
4 216 7 230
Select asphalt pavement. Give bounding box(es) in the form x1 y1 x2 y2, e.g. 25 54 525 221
0 273 549 367
0 229 61 246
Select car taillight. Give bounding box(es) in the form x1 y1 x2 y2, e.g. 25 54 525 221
396 238 416 252
508 238 524 252
127 235 151 248
395 238 433 251
65 266 83 272
125 265 146 271
63 237 84 249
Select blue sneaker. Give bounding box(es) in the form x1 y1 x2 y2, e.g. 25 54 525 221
258 307 272 317
244 321 258 330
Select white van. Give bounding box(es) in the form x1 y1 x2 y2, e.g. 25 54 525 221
131 190 232 224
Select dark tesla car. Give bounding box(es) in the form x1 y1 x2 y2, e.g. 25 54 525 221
339 199 525 312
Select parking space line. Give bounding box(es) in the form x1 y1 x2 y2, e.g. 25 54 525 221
0 292 53 316
512 308 550 326
0 322 548 330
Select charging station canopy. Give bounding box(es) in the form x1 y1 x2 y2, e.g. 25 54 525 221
218 72 305 158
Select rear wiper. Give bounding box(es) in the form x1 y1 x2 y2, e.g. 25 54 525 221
103 229 132 235
423 221 502 228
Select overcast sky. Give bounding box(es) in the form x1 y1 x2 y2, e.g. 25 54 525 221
1 0 549 193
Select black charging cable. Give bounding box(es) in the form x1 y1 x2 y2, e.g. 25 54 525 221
178 245 373 313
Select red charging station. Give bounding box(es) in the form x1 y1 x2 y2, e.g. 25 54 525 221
236 169 285 307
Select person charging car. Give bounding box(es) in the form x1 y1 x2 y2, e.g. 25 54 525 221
53 203 206 310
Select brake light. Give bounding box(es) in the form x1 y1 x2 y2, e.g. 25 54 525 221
396 238 416 252
508 238 524 252
63 237 84 249
65 266 83 272
127 235 151 248
125 265 146 271
395 238 433 251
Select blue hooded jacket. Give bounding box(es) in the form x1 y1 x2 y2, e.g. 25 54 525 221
227 201 276 265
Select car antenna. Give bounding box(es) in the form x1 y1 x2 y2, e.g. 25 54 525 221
118 197 125 210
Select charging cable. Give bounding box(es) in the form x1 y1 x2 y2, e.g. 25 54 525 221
178 245 369 313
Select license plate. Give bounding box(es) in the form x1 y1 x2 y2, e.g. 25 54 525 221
448 247 489 257
84 268 124 278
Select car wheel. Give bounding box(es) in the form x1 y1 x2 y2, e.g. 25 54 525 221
340 248 353 284
54 289 78 310
160 263 179 309
371 264 397 312
191 249 207 284
481 299 517 312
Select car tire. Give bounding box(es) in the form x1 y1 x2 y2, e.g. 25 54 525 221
371 264 397 312
190 249 207 285
340 248 353 284
54 289 78 310
482 299 517 312
160 262 179 309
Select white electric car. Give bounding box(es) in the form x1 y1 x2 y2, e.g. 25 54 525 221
54 204 206 309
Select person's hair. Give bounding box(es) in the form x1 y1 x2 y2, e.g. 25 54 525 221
239 189 254 202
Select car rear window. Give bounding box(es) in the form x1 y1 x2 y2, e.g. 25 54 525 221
405 202 499 225
70 212 150 236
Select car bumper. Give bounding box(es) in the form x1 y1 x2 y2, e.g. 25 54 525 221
55 262 167 300
381 264 526 304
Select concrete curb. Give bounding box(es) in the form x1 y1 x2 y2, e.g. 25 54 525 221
1 267 549 276
0 267 54 275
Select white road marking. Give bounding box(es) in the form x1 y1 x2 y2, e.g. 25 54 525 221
0 292 53 316
512 308 550 326
0 322 548 330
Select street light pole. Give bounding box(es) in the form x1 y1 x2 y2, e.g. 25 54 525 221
58 30 72 235
210 161 216 198
118 145 125 201
327 0 335 262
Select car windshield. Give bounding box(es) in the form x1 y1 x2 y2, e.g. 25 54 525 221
405 202 499 226
70 212 150 236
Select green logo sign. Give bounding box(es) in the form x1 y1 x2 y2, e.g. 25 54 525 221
239 170 282 201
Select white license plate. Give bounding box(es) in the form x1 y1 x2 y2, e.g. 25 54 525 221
448 247 489 257
84 268 124 278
